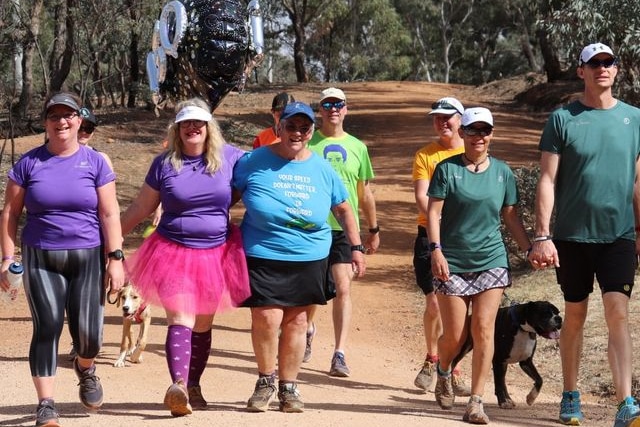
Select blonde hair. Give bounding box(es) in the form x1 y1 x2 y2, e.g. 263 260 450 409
164 98 224 174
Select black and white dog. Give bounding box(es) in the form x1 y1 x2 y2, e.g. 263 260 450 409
452 300 562 408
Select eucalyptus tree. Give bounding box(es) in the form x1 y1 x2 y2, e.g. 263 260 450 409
539 0 640 102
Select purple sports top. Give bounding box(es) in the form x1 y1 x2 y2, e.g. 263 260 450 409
8 144 116 250
145 144 245 248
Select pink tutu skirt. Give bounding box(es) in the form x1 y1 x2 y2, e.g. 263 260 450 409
125 224 250 315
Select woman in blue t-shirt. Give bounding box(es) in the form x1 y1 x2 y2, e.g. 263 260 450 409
233 102 365 413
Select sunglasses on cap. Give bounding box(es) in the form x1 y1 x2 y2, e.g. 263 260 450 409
321 100 346 111
461 125 493 137
583 57 618 69
431 101 460 111
79 125 96 134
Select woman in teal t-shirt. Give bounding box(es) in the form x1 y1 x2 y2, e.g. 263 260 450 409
426 107 531 424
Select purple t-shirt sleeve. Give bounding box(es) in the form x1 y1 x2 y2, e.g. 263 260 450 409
9 145 116 249
146 144 246 248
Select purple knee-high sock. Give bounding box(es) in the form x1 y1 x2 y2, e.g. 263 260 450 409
165 325 192 383
188 329 212 387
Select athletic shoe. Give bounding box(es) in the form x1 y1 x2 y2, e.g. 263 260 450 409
73 358 103 410
163 379 192 417
329 352 350 377
278 382 304 413
559 390 583 425
414 358 436 392
35 398 60 427
452 371 472 397
463 395 490 424
187 385 208 410
613 396 640 427
302 322 316 363
434 372 455 410
247 377 277 412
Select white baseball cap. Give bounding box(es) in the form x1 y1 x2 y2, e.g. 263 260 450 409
579 43 615 65
461 107 493 127
429 97 464 115
175 106 213 123
320 87 346 102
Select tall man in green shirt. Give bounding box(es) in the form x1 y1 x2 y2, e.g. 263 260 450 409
530 43 640 427
305 87 380 377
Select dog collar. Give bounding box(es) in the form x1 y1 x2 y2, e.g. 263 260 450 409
509 304 537 334
133 303 148 324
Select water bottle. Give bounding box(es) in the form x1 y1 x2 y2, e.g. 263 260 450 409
2 262 23 303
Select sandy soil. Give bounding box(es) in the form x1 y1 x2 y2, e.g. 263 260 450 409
0 81 616 426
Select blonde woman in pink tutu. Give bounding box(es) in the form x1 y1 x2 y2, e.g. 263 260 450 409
121 98 250 417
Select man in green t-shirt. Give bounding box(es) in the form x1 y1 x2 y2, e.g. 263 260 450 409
530 43 640 427
305 87 380 377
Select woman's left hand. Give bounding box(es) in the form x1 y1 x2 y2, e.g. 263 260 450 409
105 259 126 293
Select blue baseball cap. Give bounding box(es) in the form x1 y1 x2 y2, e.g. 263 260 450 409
280 102 315 122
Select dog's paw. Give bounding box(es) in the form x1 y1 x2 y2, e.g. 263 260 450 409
113 358 127 368
130 348 143 364
526 388 539 406
499 399 516 409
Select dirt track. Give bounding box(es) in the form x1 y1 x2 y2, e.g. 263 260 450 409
0 81 616 426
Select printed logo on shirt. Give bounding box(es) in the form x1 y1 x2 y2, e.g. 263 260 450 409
76 160 91 168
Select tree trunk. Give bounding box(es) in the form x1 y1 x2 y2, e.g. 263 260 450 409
127 1 139 108
17 0 44 119
536 28 564 82
49 0 76 92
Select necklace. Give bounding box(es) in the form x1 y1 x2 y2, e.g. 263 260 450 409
463 154 489 173
183 155 201 171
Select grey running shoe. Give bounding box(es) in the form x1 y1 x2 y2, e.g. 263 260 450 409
73 359 103 410
414 358 436 392
187 385 207 410
278 382 304 413
247 377 277 412
164 379 193 417
35 398 60 427
329 352 350 377
302 323 316 363
434 373 455 410
452 372 472 397
463 395 490 424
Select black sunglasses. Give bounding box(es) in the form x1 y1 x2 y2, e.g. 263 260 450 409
79 125 96 134
584 58 618 69
462 126 492 137
431 101 461 114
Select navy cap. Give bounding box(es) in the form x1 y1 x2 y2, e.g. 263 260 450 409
280 102 315 122
80 107 97 125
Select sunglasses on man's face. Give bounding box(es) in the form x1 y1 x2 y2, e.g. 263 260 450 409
583 58 618 69
462 126 493 137
321 101 346 111
79 126 96 134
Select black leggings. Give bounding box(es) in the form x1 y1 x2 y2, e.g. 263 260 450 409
23 245 105 377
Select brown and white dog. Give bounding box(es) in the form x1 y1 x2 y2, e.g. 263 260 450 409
112 283 151 368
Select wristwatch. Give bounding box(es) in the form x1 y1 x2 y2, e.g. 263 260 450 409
428 242 442 251
369 225 380 234
350 244 366 253
107 249 125 261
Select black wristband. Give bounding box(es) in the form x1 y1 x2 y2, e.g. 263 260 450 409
368 225 380 234
350 244 366 253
